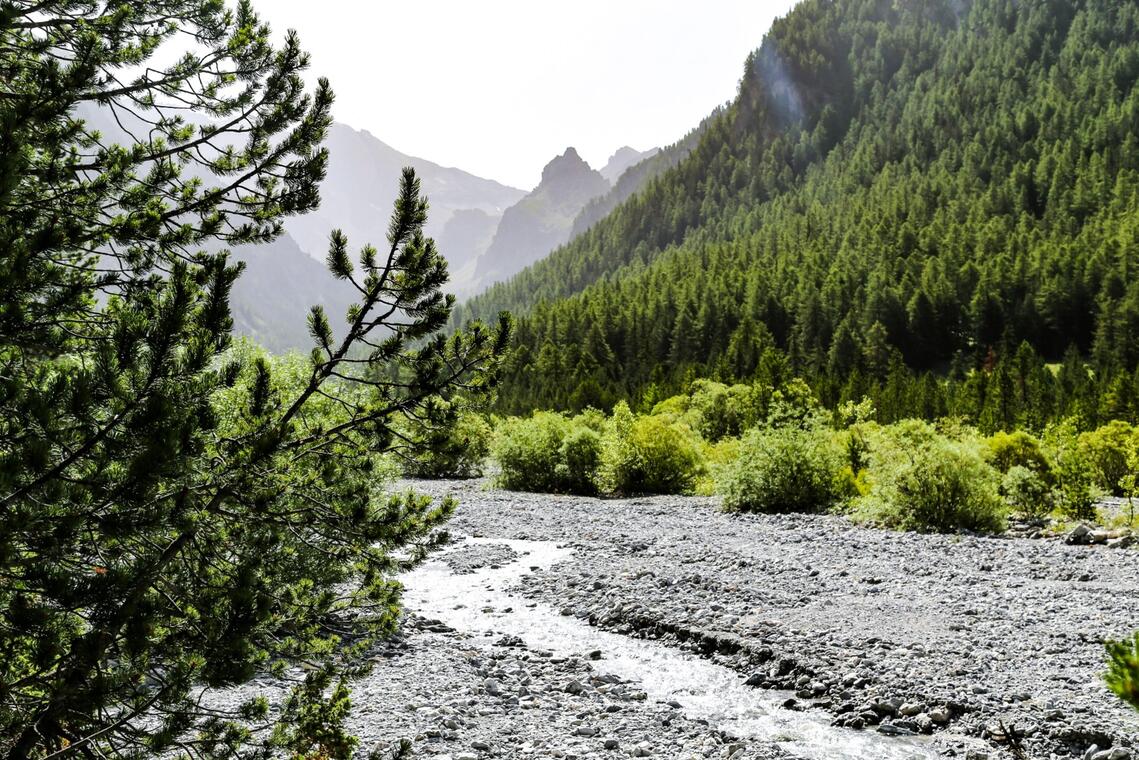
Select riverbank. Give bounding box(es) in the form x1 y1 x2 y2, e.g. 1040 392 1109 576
371 479 1139 760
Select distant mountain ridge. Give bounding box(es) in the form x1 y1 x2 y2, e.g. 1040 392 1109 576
230 123 529 351
285 123 525 274
600 146 658 184
472 147 612 287
570 126 709 239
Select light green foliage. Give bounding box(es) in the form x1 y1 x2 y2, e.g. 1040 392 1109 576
696 436 744 496
718 424 845 514
597 402 705 495
684 380 761 441
1001 465 1053 519
855 420 1006 533
1078 421 1137 495
984 430 1052 477
765 378 827 430
1106 633 1139 713
1043 419 1100 520
491 412 603 494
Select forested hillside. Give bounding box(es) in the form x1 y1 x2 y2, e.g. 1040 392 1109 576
456 0 1139 424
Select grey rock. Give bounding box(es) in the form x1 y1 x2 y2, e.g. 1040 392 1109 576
1066 523 1093 545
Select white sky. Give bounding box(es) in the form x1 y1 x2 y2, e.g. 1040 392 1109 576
258 1 798 189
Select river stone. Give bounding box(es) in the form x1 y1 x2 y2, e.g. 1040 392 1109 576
1066 524 1093 545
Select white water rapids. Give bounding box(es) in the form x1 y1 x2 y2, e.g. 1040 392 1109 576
401 538 943 760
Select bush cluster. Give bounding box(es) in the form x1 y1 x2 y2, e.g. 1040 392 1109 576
854 421 1007 533
597 402 704 496
718 425 844 513
490 411 603 494
475 377 1139 535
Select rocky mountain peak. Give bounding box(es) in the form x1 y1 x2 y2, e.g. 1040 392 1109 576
540 147 597 187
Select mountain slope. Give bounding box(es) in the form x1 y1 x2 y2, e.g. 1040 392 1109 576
286 123 525 279
472 148 611 287
457 0 1139 415
599 146 658 184
569 119 711 239
229 232 357 353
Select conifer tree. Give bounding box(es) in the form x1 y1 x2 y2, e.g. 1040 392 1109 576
0 2 508 756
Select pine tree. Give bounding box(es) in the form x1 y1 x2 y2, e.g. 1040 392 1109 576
0 4 508 756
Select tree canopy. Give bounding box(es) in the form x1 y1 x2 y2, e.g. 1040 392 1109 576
0 2 507 756
456 0 1139 428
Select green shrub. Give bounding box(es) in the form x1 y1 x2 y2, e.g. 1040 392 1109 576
1043 418 1099 520
717 425 844 513
695 436 743 496
404 412 492 479
983 430 1051 476
556 425 604 494
855 420 1006 533
597 402 704 495
491 412 602 494
1079 421 1136 495
686 380 759 441
1107 632 1139 713
1001 465 1052 518
765 378 826 429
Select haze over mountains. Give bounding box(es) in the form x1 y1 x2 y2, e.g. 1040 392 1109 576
472 148 622 289
282 123 526 278
234 133 659 350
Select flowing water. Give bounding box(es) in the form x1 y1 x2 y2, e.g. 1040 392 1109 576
401 538 943 760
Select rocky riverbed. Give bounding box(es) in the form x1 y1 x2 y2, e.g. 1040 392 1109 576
347 480 1139 759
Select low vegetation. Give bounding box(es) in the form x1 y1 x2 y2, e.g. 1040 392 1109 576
444 375 1139 536
1107 634 1139 714
852 420 1007 533
718 424 844 514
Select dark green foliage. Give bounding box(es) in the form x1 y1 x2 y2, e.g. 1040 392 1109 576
403 411 493 479
1107 632 1139 713
456 0 1139 427
0 4 507 756
718 425 844 513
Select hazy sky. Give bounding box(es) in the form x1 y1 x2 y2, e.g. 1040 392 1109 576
258 1 798 189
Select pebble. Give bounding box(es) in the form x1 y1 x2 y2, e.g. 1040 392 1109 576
214 481 1139 760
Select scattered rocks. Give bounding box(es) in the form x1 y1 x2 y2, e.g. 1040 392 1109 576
411 478 1139 759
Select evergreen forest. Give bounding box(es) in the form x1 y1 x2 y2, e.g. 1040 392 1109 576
5 0 1139 756
456 0 1139 430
